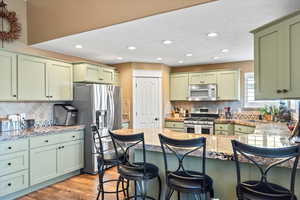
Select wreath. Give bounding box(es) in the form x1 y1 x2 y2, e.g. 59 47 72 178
0 3 21 42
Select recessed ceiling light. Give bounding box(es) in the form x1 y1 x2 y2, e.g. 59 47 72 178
221 49 229 53
213 56 220 60
117 57 123 60
162 40 173 45
75 44 83 49
178 60 184 64
127 46 136 50
186 53 193 57
207 32 218 37
156 57 163 61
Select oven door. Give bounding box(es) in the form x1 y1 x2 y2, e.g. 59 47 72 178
184 124 195 133
201 126 213 134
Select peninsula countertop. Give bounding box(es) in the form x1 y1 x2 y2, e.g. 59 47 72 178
113 122 299 168
0 125 85 142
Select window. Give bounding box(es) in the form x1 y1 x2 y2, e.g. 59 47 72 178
244 72 280 108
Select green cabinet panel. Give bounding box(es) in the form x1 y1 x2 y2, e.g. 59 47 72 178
0 170 28 197
73 63 116 84
189 72 217 85
47 61 73 101
215 123 234 135
254 25 282 100
234 124 255 135
0 151 28 176
100 67 115 84
170 73 189 101
217 70 239 100
30 144 59 186
189 73 202 84
58 140 84 175
0 51 17 101
283 14 300 98
18 55 49 101
252 11 300 100
165 121 184 129
0 139 28 155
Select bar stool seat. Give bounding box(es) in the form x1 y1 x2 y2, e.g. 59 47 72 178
237 181 297 200
119 162 159 180
167 171 213 192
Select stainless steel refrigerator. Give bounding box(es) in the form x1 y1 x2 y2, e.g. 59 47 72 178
72 83 122 174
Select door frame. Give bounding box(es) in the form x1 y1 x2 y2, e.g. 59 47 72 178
132 69 163 129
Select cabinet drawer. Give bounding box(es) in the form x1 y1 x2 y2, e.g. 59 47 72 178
234 125 255 134
0 139 29 155
0 170 29 197
168 128 184 132
215 124 231 131
30 134 61 149
215 130 229 135
0 151 28 176
59 131 84 143
165 122 184 129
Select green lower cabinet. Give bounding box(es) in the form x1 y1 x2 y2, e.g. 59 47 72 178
58 140 84 175
234 124 255 135
0 170 29 197
215 123 234 135
30 144 59 186
0 151 28 177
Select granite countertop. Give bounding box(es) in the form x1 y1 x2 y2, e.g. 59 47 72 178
0 125 85 142
113 122 299 168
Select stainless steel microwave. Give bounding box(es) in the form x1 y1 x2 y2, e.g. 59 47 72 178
188 84 217 101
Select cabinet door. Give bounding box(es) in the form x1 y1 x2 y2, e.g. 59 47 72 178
86 65 100 82
203 72 217 84
100 68 115 84
47 61 73 101
282 14 300 98
189 73 203 84
170 73 189 101
58 140 84 175
30 145 58 186
217 71 239 100
0 51 17 101
18 55 48 101
254 24 283 100
114 72 120 85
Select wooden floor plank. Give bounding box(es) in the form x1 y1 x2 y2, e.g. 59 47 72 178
18 168 124 200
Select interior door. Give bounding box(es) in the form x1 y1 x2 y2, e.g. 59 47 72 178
134 77 161 129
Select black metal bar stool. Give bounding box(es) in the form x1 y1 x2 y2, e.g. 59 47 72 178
231 140 300 200
159 134 214 200
109 130 162 200
91 125 128 200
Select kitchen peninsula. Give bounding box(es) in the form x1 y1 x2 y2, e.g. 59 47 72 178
113 122 300 200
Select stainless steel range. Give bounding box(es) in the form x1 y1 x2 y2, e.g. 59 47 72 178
184 108 219 134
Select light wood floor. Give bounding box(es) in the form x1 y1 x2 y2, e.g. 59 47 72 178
18 168 123 200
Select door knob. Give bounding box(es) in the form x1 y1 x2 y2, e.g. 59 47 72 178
154 118 159 121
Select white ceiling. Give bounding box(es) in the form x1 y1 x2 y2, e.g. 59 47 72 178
33 0 300 67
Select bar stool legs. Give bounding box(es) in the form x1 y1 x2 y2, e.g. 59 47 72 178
117 176 161 200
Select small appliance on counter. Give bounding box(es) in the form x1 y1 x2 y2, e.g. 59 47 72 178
224 107 232 119
53 104 78 126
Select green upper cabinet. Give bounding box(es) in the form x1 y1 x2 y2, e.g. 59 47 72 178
170 73 189 101
217 70 240 100
18 55 49 101
18 55 73 101
73 63 115 84
0 51 17 101
252 10 300 99
100 66 115 84
47 61 73 101
189 72 217 84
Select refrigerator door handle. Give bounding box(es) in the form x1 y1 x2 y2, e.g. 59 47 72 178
109 88 115 130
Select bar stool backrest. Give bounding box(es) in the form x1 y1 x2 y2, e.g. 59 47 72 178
231 140 300 196
91 125 109 158
159 134 207 181
109 130 147 174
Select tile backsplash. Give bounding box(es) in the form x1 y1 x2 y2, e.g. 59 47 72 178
0 102 64 121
